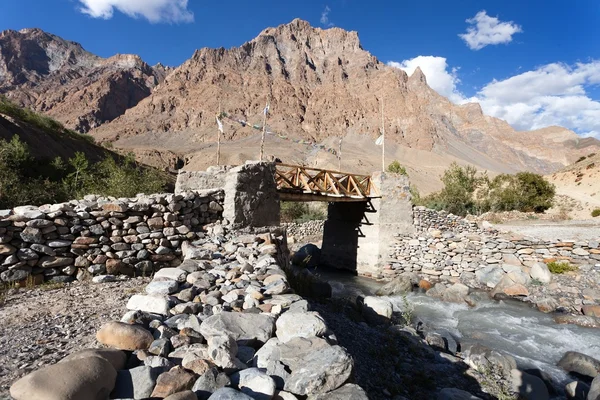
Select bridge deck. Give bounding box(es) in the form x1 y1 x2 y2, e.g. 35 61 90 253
275 163 379 202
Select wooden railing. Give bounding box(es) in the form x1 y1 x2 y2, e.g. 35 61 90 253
275 164 378 200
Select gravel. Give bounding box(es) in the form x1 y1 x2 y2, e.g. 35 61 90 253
0 277 149 396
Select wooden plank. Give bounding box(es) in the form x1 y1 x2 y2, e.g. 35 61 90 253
278 191 370 202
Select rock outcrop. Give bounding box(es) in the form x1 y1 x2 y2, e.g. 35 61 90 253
0 28 169 132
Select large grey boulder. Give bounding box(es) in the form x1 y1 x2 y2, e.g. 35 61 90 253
146 280 179 295
192 367 231 400
362 296 393 320
200 312 275 346
510 369 549 400
275 311 327 343
465 344 516 379
154 268 188 282
291 244 321 268
231 367 276 400
306 383 368 399
375 273 418 296
475 266 505 288
10 356 117 400
112 365 162 399
207 387 254 399
558 352 600 380
589 375 600 400
284 345 353 395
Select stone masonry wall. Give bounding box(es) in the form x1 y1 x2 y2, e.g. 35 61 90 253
282 220 325 240
0 189 225 285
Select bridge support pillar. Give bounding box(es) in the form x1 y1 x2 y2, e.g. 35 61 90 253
223 162 280 228
321 172 414 275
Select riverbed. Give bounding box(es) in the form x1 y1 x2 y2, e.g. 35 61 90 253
316 267 600 395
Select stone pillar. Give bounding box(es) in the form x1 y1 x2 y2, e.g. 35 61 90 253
321 172 414 275
223 162 280 228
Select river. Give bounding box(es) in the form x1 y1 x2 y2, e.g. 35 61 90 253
316 267 600 395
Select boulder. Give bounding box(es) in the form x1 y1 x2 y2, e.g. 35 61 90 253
284 345 353 395
530 262 552 284
442 283 470 304
362 296 393 320
192 367 231 399
207 335 239 369
306 383 368 400
200 312 275 346
510 369 549 400
291 244 321 268
112 365 162 399
231 367 276 400
165 390 199 400
127 294 170 315
151 367 197 398
589 375 600 400
10 355 116 400
207 388 254 399
558 351 600 380
154 267 188 282
582 305 600 318
146 279 179 295
375 273 418 296
61 348 126 370
275 311 327 343
475 266 505 288
564 380 589 400
491 275 529 298
465 344 516 379
274 391 298 400
96 321 154 351
437 388 482 400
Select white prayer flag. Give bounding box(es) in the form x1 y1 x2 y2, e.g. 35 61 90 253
216 116 224 133
375 135 384 146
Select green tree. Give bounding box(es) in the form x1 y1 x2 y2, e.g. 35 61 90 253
387 161 408 175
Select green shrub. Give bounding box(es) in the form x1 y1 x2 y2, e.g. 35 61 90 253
422 163 555 216
546 261 577 274
280 202 326 223
387 161 407 175
0 136 168 208
592 209 600 217
576 156 587 163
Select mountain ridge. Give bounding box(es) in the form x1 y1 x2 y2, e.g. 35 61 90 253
1 20 598 181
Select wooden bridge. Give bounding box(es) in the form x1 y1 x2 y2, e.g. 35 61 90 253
275 164 379 202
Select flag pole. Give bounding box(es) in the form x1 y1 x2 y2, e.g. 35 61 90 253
338 136 342 171
260 96 270 162
217 100 222 166
381 98 385 172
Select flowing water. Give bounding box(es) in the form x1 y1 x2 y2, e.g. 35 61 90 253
317 267 600 393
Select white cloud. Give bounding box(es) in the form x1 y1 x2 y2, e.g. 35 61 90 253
471 61 600 138
459 10 522 50
388 56 600 138
77 0 194 23
388 56 466 103
320 6 333 27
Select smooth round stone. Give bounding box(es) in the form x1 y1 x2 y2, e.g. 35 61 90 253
96 321 154 351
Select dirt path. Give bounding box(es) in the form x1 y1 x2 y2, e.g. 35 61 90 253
0 278 149 397
494 219 600 242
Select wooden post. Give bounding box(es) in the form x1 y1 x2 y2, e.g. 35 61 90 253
216 100 222 166
381 98 385 172
260 97 269 162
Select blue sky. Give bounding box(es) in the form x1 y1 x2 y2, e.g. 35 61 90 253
1 0 599 137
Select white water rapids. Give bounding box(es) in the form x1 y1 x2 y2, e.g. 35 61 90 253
319 268 600 394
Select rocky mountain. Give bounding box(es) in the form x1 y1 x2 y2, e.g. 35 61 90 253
1 21 599 181
0 28 169 132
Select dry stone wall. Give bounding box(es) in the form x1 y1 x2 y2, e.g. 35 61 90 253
282 220 325 240
0 189 225 285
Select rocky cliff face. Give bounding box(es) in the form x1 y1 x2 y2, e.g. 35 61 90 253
0 28 169 132
90 19 599 174
1 22 599 175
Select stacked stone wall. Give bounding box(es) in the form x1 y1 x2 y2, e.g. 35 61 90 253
0 189 225 285
282 220 325 239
